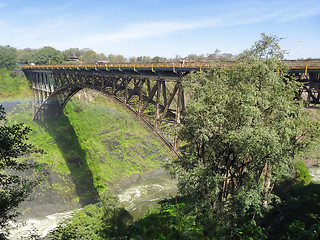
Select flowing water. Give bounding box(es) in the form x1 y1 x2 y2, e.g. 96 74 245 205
309 166 320 182
7 211 74 239
8 170 177 239
116 170 177 220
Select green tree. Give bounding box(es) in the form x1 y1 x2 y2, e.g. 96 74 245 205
207 48 221 60
0 105 42 236
62 48 82 60
129 56 137 63
152 56 166 62
136 56 152 62
240 33 287 60
82 50 98 64
0 45 17 70
167 34 318 238
17 48 38 64
34 46 63 65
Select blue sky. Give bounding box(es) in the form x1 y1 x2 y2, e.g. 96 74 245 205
0 0 319 59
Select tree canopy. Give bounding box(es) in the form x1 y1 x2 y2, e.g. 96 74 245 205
240 33 287 60
167 33 319 238
0 45 17 70
33 46 63 65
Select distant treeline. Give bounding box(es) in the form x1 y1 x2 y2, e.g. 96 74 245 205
0 45 237 67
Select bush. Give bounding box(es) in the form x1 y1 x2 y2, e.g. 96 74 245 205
294 160 312 185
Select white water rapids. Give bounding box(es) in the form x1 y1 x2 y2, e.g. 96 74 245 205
308 166 320 182
7 211 74 239
8 171 177 239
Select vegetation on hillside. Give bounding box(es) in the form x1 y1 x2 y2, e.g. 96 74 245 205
0 105 43 238
0 45 32 100
0 68 32 100
0 46 18 70
2 90 169 212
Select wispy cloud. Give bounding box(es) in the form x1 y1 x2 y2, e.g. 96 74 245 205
81 20 207 44
75 4 315 46
278 7 320 22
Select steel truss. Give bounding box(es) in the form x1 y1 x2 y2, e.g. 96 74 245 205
24 69 185 156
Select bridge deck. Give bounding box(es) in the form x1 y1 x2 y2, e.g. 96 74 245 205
21 59 320 77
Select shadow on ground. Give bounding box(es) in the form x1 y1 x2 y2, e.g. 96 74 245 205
38 112 99 206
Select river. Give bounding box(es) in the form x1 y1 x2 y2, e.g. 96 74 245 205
8 166 320 239
8 170 177 239
308 166 320 182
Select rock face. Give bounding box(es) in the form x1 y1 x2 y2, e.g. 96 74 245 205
5 89 170 219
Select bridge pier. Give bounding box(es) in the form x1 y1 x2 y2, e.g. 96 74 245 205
174 82 183 151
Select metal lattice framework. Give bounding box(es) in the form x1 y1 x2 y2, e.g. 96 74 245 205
22 68 187 156
21 59 320 155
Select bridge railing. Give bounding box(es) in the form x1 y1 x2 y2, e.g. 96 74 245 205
21 61 235 70
21 59 320 72
284 59 320 69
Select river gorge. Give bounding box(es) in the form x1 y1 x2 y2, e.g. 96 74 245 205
8 170 177 239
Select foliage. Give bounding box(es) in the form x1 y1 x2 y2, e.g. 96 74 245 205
107 54 126 63
0 68 32 99
127 197 207 240
240 33 287 60
294 160 312 185
263 183 320 239
0 45 18 70
48 191 132 240
167 34 319 238
0 105 42 235
152 56 167 62
62 48 83 60
81 50 98 64
287 220 320 240
232 219 267 240
15 45 239 66
128 198 183 240
17 48 38 64
33 47 63 65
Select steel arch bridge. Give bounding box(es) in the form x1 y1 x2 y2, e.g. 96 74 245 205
21 59 320 156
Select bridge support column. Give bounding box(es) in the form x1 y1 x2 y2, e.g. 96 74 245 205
138 79 145 115
27 71 58 120
174 82 183 151
124 78 129 103
112 77 116 94
154 79 161 130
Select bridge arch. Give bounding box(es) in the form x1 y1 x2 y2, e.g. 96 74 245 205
23 69 185 156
